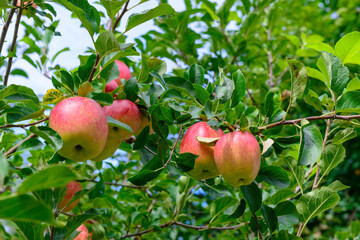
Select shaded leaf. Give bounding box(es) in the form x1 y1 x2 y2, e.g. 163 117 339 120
320 144 346 177
29 126 63 152
261 204 278 233
258 166 289 188
337 91 360 113
287 58 308 107
298 125 323 166
240 182 262 214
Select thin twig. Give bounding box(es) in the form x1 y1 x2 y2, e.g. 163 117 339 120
164 125 183 168
3 2 23 86
144 146 156 155
4 133 36 157
0 0 17 55
112 0 130 32
253 214 263 240
82 179 147 189
0 117 49 129
50 210 59 240
259 114 360 131
120 221 246 239
88 53 100 83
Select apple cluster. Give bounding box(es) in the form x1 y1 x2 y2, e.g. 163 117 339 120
49 61 150 163
180 122 261 186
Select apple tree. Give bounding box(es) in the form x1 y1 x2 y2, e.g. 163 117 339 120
1 0 360 239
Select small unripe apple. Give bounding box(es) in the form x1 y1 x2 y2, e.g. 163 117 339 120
58 181 82 212
179 122 224 180
74 224 92 240
92 99 141 161
214 131 261 186
104 60 131 94
49 97 108 162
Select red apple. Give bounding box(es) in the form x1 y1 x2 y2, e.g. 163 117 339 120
104 60 131 94
58 181 82 212
49 97 108 162
92 99 141 161
179 122 224 180
74 224 92 240
214 131 261 186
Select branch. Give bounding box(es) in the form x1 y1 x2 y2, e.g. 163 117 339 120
82 179 147 189
164 125 183 168
112 0 130 32
253 214 263 240
120 221 246 239
88 53 100 83
259 114 360 131
3 3 23 86
144 146 156 155
4 133 36 157
0 0 17 55
0 117 49 129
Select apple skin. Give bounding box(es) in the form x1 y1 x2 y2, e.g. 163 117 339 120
104 60 131 93
135 110 154 135
49 97 108 162
214 131 261 186
179 122 224 180
74 224 92 240
58 181 82 212
92 99 141 161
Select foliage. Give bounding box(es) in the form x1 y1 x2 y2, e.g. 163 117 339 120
1 0 360 239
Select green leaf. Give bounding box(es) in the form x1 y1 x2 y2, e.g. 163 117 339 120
107 116 133 134
210 196 237 222
304 90 323 112
265 89 282 123
347 75 360 92
189 63 204 85
95 30 120 57
240 182 262 214
17 165 76 194
100 0 127 20
0 84 39 104
137 53 149 83
261 204 278 233
29 126 63 151
320 144 346 178
193 84 210 105
334 31 360 65
276 230 303 240
10 69 28 78
305 67 326 83
274 201 298 232
125 4 175 32
226 199 246 219
231 70 246 107
214 74 234 104
53 213 96 239
321 52 350 97
328 180 350 192
337 91 360 113
305 42 334 54
128 155 163 186
285 157 305 194
133 126 150 150
17 138 44 152
15 221 45 240
0 153 9 182
53 0 100 37
287 58 308 107
296 187 340 233
298 125 323 166
350 220 360 238
163 76 196 98
90 93 113 106
0 194 56 224
124 78 138 102
174 152 197 172
258 166 289 188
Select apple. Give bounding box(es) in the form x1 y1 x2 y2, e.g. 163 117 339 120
135 109 153 135
74 224 92 240
49 96 108 162
104 60 131 94
214 131 261 186
58 181 82 212
92 99 141 161
179 122 224 180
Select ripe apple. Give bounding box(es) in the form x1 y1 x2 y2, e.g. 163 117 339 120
74 224 92 240
104 60 131 94
214 131 261 186
58 181 82 212
179 122 224 180
92 99 141 161
49 96 108 162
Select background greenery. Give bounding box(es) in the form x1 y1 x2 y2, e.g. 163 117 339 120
1 0 360 239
